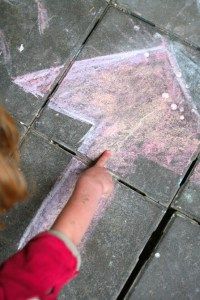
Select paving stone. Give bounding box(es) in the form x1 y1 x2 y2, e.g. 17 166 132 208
60 186 164 299
32 8 199 205
34 106 92 151
172 160 200 222
0 0 107 124
113 0 200 47
14 154 165 299
127 213 200 300
0 130 73 248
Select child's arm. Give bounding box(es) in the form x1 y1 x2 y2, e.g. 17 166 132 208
52 150 113 245
0 151 114 299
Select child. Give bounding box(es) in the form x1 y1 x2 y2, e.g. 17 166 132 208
0 106 114 299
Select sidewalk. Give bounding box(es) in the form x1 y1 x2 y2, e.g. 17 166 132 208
0 1 199 299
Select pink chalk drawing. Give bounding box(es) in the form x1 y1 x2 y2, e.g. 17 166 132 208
16 42 200 248
13 65 63 97
35 0 50 35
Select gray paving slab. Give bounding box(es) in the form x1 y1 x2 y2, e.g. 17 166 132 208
0 0 107 124
172 160 200 222
34 106 92 151
33 7 199 205
60 184 165 300
126 213 200 300
113 0 200 48
0 238 15 265
0 130 73 248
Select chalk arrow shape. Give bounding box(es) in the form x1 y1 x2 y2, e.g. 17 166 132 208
17 45 200 248
13 45 199 178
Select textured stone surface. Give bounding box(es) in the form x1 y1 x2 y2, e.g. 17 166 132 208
59 181 165 299
127 214 200 300
0 131 72 248
172 160 200 222
34 106 92 151
0 0 107 124
32 8 199 205
169 41 200 113
16 120 27 140
114 0 200 47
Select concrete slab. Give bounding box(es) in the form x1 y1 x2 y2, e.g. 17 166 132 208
126 213 200 300
0 0 107 124
61 183 165 299
172 160 200 222
15 154 165 299
30 8 199 205
34 106 92 151
113 0 200 48
0 130 73 248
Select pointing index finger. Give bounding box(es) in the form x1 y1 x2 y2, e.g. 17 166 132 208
95 150 112 167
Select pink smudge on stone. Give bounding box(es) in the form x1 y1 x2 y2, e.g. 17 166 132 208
35 0 50 35
13 65 63 97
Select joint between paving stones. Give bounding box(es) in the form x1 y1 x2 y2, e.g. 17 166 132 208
116 207 176 299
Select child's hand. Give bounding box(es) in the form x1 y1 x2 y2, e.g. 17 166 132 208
77 150 114 198
52 151 114 245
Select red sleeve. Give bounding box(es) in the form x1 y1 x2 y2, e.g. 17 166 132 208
0 232 79 300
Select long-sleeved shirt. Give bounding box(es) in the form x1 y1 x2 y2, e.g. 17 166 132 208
0 230 81 300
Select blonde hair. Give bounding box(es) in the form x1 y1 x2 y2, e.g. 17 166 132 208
0 106 27 213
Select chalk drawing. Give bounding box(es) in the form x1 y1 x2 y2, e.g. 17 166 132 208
15 42 199 247
13 65 63 97
35 0 50 35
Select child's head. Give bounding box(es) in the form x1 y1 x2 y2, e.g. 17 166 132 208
0 106 27 213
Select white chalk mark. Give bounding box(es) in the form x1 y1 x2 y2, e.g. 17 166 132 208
35 0 49 35
176 71 182 78
180 115 185 120
162 92 169 99
18 44 24 52
133 25 140 31
171 103 178 111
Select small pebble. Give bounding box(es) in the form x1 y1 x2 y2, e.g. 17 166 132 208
55 113 59 116
155 252 160 258
134 25 140 31
179 107 184 113
162 92 169 99
144 52 149 58
180 115 185 120
171 103 178 111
